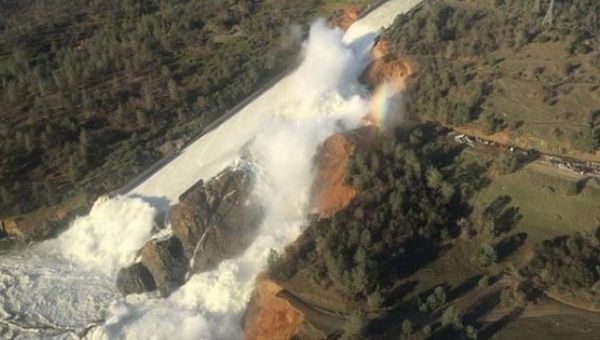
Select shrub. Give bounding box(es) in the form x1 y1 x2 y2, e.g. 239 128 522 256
496 153 521 174
401 320 413 336
441 305 463 330
465 325 478 340
472 244 498 267
478 274 491 288
343 311 367 339
482 113 506 134
571 123 599 153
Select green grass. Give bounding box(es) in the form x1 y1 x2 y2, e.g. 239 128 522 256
471 166 600 243
480 41 600 157
490 314 600 340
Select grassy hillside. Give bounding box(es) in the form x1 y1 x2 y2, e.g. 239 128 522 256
268 1 600 338
384 0 600 159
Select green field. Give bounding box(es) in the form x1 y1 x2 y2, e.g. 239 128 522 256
471 164 600 243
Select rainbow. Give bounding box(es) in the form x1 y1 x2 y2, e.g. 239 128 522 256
370 82 393 130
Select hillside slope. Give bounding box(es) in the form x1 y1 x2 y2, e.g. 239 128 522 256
385 0 600 160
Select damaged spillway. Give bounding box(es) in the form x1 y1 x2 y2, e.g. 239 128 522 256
0 0 423 339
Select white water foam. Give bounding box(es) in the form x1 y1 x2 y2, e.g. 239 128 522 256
88 20 370 340
47 196 157 276
0 1 423 338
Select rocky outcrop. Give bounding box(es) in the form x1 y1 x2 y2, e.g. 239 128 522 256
171 168 263 274
116 167 263 296
0 194 90 241
0 217 51 241
141 237 188 297
244 274 304 340
116 262 156 295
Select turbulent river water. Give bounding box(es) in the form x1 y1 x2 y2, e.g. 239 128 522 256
0 1 422 339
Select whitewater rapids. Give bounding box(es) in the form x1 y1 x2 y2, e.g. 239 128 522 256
0 1 423 339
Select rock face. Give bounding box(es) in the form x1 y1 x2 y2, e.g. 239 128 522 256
0 194 90 241
116 262 157 295
0 218 49 240
171 168 263 274
115 167 263 296
141 237 188 297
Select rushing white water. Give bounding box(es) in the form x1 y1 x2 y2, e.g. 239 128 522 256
0 1 423 339
129 0 424 204
89 21 371 340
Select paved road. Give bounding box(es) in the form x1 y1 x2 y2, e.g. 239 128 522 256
277 290 347 334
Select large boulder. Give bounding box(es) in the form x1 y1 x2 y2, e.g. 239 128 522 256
115 167 263 296
140 237 188 297
171 168 263 274
116 262 156 295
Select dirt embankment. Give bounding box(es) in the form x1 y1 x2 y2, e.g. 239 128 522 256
243 37 415 340
243 131 361 340
0 194 91 241
244 274 305 340
312 134 357 219
327 5 360 31
361 39 413 92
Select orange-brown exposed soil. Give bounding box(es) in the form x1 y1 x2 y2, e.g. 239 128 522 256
243 133 359 340
244 274 304 340
438 120 600 163
328 5 360 31
312 134 357 219
243 38 412 340
361 38 414 127
361 38 413 92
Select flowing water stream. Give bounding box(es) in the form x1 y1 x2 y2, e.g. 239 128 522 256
0 1 422 338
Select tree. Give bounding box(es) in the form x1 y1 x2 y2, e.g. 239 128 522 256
351 247 368 293
142 85 154 110
136 110 147 127
421 286 447 311
571 123 599 153
267 249 279 271
79 129 89 158
401 320 413 336
496 153 521 174
441 305 463 330
423 325 432 337
367 290 383 310
6 81 17 102
343 311 367 339
168 78 179 101
465 325 478 339
482 113 506 134
472 243 498 267
500 288 514 306
0 186 10 204
116 104 126 124
478 274 491 288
